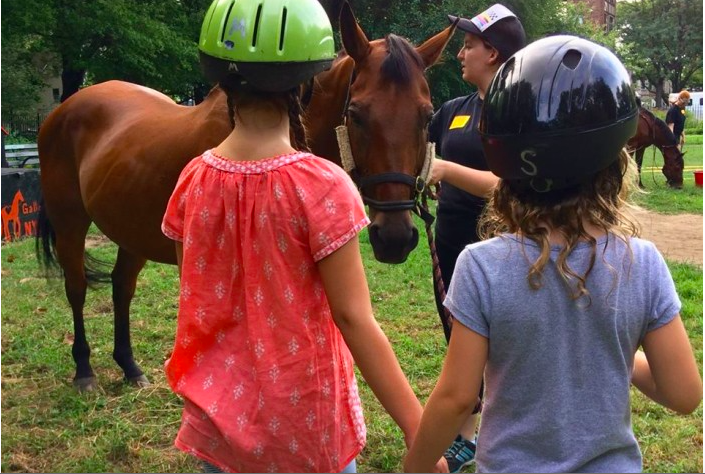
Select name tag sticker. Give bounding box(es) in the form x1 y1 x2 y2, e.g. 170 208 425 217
449 115 471 129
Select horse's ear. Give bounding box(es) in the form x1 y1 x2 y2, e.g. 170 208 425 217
416 19 458 69
339 1 370 62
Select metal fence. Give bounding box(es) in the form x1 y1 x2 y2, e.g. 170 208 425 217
1 112 50 140
688 105 703 122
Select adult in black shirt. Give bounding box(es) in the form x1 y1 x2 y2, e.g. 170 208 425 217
426 4 526 473
666 90 689 150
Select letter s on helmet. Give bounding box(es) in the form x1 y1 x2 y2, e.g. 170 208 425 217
199 0 336 91
479 35 638 192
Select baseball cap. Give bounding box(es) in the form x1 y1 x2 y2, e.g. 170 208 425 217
448 4 527 61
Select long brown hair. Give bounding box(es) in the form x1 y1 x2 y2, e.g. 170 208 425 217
479 149 641 301
219 76 310 152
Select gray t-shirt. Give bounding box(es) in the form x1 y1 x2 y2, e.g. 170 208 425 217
444 234 680 473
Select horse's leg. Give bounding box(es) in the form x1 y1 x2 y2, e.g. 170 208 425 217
635 148 645 188
111 247 150 387
53 218 96 391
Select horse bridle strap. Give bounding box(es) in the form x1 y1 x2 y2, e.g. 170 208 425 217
335 124 436 215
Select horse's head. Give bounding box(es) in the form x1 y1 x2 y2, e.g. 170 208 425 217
336 2 455 263
663 146 685 189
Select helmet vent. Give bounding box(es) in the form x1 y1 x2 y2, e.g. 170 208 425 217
221 1 236 44
278 7 288 51
561 49 581 70
500 57 515 79
252 3 263 47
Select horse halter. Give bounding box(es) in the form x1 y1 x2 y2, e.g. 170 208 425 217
335 66 435 221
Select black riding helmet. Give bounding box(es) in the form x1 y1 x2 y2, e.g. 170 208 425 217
480 35 638 193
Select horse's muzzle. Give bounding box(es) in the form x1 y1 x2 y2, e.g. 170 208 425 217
368 219 419 264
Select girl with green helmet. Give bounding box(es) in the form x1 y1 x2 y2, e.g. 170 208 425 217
162 1 439 472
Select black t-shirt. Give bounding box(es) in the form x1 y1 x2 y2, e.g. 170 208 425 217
428 93 487 247
665 104 686 138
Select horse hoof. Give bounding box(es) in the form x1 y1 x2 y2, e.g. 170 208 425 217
73 376 98 392
127 374 151 388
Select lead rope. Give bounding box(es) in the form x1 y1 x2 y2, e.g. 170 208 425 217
647 114 660 187
418 187 453 333
415 144 453 333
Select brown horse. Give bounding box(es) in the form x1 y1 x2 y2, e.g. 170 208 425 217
36 2 455 391
626 106 684 188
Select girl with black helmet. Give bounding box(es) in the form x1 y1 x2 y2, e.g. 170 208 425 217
405 36 701 473
426 4 527 471
162 1 442 472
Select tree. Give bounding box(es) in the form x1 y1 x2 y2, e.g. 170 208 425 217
1 0 212 112
1 0 55 115
318 0 619 106
617 0 703 107
3 0 628 115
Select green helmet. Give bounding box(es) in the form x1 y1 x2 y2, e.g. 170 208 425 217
199 0 336 91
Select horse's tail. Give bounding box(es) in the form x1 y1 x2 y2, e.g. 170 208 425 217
36 196 58 271
35 197 112 285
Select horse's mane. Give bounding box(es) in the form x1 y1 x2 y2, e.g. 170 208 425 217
639 106 678 145
331 34 424 85
380 34 425 84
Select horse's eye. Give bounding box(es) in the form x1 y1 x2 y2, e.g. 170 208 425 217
347 108 364 126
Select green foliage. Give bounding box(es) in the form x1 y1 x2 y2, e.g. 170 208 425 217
617 0 703 105
4 132 35 145
1 0 213 112
683 111 703 135
343 0 621 106
2 0 635 112
0 1 55 114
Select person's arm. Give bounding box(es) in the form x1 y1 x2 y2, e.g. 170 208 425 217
632 315 702 414
404 322 487 473
318 238 441 463
429 159 499 198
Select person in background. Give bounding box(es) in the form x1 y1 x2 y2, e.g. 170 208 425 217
666 89 690 150
162 0 445 472
426 4 526 472
405 36 702 473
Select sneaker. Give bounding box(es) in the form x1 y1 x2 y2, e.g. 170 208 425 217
443 435 476 473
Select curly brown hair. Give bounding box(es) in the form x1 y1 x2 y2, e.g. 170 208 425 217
479 149 642 302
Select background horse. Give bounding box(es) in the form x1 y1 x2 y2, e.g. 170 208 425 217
626 106 684 188
36 2 455 391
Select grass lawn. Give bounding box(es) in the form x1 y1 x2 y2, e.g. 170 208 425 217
1 220 702 473
633 135 703 215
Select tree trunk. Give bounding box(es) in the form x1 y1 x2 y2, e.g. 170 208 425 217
655 78 665 108
60 68 86 102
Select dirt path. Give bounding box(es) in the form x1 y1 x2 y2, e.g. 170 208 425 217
633 208 703 266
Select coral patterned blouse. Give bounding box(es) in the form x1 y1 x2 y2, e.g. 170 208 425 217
161 150 370 473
